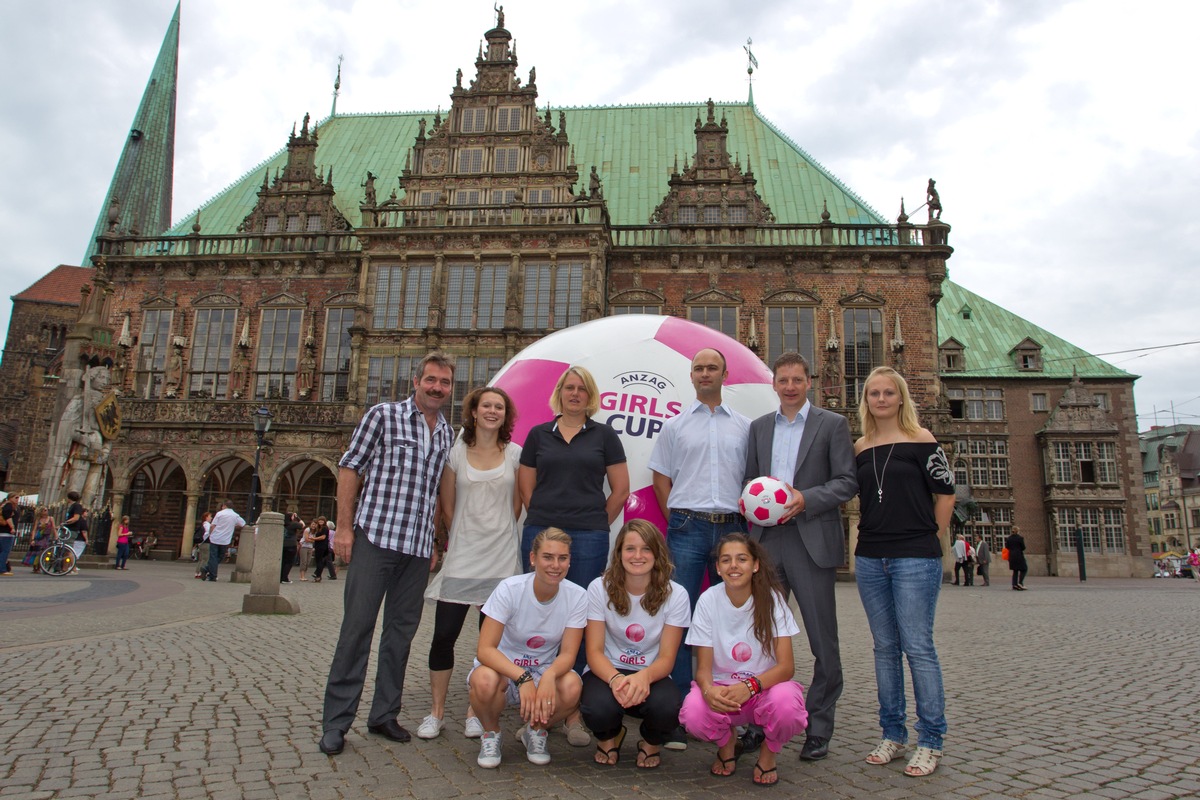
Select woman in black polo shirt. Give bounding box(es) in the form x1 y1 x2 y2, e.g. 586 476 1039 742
518 365 629 587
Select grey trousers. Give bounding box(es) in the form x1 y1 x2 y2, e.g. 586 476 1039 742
322 532 430 733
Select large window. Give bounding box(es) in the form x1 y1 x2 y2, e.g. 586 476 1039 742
523 261 583 330
765 306 815 376
135 308 174 399
611 304 661 315
689 306 737 338
460 107 487 133
446 264 507 329
321 308 354 402
494 147 520 173
372 265 433 329
1096 442 1118 484
459 148 484 173
1104 509 1126 551
843 308 883 401
255 308 303 400
365 355 419 406
1051 442 1073 483
496 106 521 132
948 387 1004 420
189 308 237 399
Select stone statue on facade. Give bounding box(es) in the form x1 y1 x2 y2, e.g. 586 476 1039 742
231 346 250 400
362 171 377 206
297 346 317 399
926 178 942 221
44 364 119 505
164 343 184 398
495 3 504 28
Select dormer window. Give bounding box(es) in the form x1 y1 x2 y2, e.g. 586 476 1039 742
939 339 965 372
1011 338 1043 372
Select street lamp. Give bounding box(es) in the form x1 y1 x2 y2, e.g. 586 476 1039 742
247 406 273 523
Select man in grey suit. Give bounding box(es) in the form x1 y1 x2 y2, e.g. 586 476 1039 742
745 352 857 761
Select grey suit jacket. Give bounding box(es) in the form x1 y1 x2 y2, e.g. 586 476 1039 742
745 405 858 570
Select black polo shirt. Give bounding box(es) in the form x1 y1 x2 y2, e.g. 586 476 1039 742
520 417 626 531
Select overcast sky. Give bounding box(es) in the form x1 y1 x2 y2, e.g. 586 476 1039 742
3 0 1197 428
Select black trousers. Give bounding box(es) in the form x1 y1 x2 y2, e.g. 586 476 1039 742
428 601 484 672
579 669 681 746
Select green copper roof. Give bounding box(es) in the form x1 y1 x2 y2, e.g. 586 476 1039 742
171 102 886 235
86 3 179 262
938 281 1134 380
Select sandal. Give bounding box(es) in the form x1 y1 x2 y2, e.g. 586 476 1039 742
904 746 942 777
710 739 744 777
635 740 661 769
865 739 906 765
594 726 626 766
752 761 779 787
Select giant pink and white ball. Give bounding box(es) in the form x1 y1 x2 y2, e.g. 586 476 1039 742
492 315 777 539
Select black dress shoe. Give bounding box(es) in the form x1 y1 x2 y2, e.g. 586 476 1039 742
319 729 345 755
799 735 829 761
368 719 412 743
739 724 765 754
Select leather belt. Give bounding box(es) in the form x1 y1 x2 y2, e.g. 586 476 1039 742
671 508 742 524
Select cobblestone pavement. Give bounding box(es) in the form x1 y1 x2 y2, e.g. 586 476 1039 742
2 562 1198 799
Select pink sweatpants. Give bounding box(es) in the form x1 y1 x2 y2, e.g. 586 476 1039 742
679 680 808 754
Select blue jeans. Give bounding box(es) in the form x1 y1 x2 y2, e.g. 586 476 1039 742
665 511 746 693
0 535 15 572
855 556 946 750
114 542 130 568
203 543 227 581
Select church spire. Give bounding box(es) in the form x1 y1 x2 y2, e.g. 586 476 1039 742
83 2 179 263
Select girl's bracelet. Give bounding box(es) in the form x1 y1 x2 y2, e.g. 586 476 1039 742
608 673 623 686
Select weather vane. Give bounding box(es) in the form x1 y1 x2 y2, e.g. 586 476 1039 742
744 37 758 79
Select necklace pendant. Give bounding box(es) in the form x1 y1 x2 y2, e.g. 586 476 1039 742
877 488 883 501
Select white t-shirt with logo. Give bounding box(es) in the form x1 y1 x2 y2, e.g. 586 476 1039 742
479 572 588 670
586 578 691 671
685 584 800 681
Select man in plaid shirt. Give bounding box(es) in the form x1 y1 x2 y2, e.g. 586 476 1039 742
320 352 455 756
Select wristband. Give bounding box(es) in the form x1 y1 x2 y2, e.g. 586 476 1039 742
608 673 623 686
514 669 534 687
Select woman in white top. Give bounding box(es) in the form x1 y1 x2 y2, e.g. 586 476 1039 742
297 520 315 580
581 519 690 769
680 533 808 787
469 527 587 769
418 386 523 741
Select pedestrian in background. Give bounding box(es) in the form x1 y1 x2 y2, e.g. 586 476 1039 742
974 535 991 587
1005 526 1028 591
114 515 132 570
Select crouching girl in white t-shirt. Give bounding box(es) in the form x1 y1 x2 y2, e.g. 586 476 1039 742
679 533 808 787
469 527 588 769
580 519 691 769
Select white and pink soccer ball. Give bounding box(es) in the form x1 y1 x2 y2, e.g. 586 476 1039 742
739 475 791 527
491 315 777 539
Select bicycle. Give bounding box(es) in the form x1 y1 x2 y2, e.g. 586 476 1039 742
39 527 80 577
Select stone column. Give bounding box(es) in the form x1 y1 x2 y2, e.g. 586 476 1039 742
232 518 257 584
180 493 200 559
109 492 125 530
242 511 299 614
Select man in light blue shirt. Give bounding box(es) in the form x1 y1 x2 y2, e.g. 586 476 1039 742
649 348 750 748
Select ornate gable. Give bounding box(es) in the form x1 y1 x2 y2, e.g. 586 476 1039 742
839 289 885 307
1041 373 1118 434
378 10 581 223
684 287 741 304
191 292 240 307
649 99 775 226
238 115 351 234
764 288 820 305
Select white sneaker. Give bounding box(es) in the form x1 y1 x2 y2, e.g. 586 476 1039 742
520 724 551 765
416 715 443 740
477 731 502 768
464 716 484 739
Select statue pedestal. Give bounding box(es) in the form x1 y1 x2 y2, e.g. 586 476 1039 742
231 519 257 583
242 511 299 615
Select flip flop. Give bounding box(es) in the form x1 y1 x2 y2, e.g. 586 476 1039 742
636 740 661 769
711 739 744 777
594 725 626 766
753 761 779 787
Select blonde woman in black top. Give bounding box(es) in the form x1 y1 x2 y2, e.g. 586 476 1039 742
853 367 955 777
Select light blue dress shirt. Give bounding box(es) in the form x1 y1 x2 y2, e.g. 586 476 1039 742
770 400 810 484
648 400 750 512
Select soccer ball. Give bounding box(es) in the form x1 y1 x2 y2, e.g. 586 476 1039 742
491 315 777 536
740 476 791 527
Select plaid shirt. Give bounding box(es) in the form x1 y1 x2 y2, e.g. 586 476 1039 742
339 396 453 558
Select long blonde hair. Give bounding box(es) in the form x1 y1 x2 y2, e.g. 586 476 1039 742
858 366 921 439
